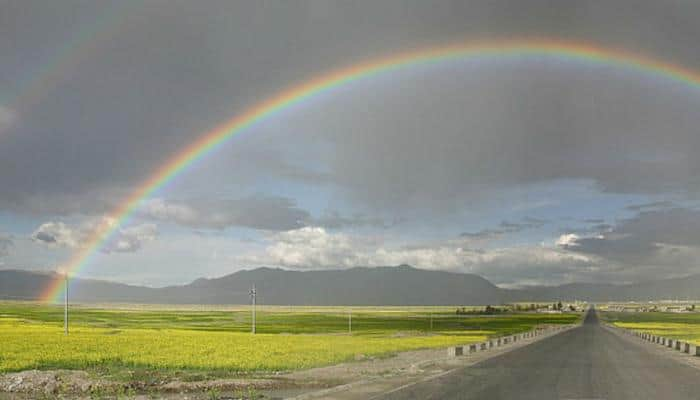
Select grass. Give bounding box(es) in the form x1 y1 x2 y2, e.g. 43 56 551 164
603 311 700 345
0 302 580 375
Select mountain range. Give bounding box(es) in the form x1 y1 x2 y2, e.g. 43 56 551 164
2 266 699 305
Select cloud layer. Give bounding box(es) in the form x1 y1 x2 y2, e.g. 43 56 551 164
4 1 700 286
241 226 596 286
3 1 700 218
32 219 157 254
559 208 700 281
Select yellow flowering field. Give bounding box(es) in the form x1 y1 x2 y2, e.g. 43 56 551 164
0 302 579 374
605 312 700 345
0 318 487 373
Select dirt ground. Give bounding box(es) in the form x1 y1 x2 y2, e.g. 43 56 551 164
0 345 449 399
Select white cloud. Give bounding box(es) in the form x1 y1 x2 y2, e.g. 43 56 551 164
140 198 199 225
31 221 81 248
104 223 158 253
259 227 378 268
240 226 597 286
556 233 580 248
31 218 157 254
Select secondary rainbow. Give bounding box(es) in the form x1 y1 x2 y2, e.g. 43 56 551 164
3 3 134 118
41 38 700 302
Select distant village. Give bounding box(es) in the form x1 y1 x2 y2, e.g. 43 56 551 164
456 301 587 315
605 303 697 313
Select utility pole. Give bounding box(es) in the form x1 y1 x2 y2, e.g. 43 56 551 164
250 284 256 334
429 313 433 331
63 272 69 335
348 309 352 335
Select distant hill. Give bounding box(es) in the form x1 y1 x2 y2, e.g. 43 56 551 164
509 275 700 302
0 269 156 303
2 266 700 305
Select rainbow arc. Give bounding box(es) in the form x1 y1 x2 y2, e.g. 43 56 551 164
41 38 700 303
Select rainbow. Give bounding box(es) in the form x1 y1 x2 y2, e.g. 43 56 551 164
41 38 700 302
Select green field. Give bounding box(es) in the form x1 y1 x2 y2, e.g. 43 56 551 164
603 311 700 345
0 302 579 376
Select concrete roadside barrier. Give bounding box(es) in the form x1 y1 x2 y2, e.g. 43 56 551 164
448 324 576 357
608 324 700 359
448 346 464 357
681 342 690 354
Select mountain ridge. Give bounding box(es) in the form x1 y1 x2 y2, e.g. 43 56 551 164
2 266 700 305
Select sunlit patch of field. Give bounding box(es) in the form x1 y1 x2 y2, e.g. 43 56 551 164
0 302 580 374
604 311 700 345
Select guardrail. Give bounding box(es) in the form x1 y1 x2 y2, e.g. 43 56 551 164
606 323 700 357
447 324 573 357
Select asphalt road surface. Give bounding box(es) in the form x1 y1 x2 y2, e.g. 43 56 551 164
379 308 700 400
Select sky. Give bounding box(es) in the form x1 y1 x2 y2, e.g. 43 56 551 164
3 0 700 288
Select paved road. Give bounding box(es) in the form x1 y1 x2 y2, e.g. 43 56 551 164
379 308 700 400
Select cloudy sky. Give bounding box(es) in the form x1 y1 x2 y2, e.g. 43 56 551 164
3 0 700 287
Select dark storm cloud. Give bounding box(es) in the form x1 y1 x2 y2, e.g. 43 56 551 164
141 196 309 231
32 231 56 244
141 196 390 231
0 235 13 256
461 218 547 239
559 221 612 236
560 208 700 279
312 211 390 230
3 1 700 216
625 201 675 211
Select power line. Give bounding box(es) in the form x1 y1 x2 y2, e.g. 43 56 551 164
249 284 256 334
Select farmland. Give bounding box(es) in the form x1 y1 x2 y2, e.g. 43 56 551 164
0 302 579 376
602 310 700 345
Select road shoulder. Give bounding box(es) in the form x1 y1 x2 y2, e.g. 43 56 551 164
287 325 579 400
602 322 700 371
